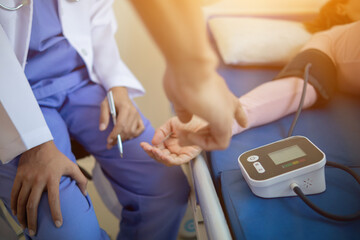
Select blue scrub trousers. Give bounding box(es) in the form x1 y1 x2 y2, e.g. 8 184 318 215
0 81 190 240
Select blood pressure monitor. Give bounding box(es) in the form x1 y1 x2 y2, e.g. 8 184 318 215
238 136 326 198
235 67 360 220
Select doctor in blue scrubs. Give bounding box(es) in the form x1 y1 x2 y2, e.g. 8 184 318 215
0 0 247 239
0 0 190 239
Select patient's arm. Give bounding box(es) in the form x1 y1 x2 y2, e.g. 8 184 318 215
232 77 317 135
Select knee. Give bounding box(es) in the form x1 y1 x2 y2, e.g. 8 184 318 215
33 178 108 240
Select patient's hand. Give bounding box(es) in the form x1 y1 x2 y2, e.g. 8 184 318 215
140 117 204 166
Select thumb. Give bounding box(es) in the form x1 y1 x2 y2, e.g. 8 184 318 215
152 128 170 146
173 103 193 123
234 100 248 128
151 118 175 145
99 98 110 131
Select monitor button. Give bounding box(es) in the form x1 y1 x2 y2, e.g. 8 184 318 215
247 155 259 162
253 162 265 173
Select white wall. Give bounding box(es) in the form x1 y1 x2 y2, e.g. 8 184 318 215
203 0 328 15
113 0 170 128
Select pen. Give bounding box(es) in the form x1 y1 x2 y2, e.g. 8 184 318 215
107 91 123 158
155 132 173 148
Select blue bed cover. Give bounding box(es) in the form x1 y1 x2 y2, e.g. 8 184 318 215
208 65 360 239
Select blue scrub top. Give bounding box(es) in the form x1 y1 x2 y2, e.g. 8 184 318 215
25 0 89 100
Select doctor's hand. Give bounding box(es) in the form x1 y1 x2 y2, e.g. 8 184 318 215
163 65 247 150
140 117 203 166
11 141 87 236
99 87 145 149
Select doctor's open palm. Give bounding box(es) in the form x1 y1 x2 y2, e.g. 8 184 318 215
140 116 204 166
11 141 88 236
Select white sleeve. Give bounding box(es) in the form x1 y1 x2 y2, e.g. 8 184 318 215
90 0 145 98
0 26 53 164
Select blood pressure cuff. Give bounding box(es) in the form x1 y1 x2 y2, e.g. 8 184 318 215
273 49 337 106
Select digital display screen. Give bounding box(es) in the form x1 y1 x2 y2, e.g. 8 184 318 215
268 145 306 165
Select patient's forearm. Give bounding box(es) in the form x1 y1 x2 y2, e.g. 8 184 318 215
232 77 318 135
130 0 217 76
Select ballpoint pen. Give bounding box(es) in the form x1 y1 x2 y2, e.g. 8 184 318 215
107 90 123 158
155 132 173 148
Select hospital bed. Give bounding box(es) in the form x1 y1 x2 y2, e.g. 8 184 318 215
187 2 360 239
189 61 360 239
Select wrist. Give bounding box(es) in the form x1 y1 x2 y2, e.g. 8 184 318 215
23 140 54 157
110 87 131 101
168 51 219 85
110 86 128 94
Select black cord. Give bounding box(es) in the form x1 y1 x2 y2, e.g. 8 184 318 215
292 161 360 221
287 63 312 137
287 63 360 221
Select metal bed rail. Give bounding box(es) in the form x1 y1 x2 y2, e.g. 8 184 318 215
186 154 232 240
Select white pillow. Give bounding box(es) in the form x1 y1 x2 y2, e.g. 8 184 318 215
208 17 312 66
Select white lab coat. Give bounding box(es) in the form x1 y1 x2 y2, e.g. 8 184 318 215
0 0 145 164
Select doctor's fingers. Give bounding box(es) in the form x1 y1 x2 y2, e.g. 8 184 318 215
106 113 130 148
26 163 86 233
131 116 145 136
46 179 63 229
45 162 88 229
99 98 110 131
10 176 22 216
15 182 32 229
64 161 88 196
119 110 142 140
107 110 142 146
26 183 46 236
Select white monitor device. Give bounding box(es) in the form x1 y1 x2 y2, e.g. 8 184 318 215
238 136 326 198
